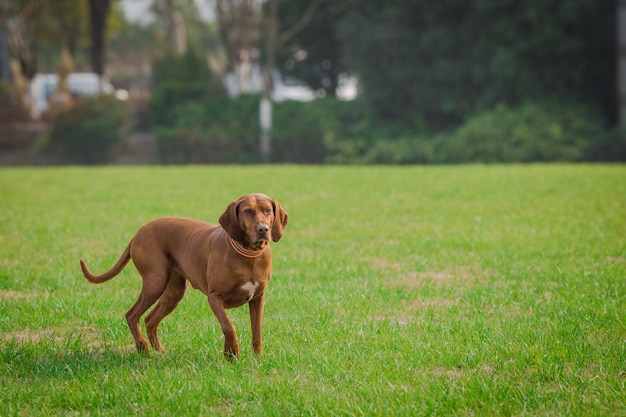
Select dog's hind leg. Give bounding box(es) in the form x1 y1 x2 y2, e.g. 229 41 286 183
126 278 168 353
145 273 188 352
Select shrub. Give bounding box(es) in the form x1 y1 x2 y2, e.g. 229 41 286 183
155 95 259 164
363 138 435 164
149 49 223 130
272 98 341 163
435 100 604 163
49 95 130 164
586 127 626 162
150 49 262 163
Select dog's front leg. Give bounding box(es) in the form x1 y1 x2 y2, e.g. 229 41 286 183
249 294 264 355
208 293 240 359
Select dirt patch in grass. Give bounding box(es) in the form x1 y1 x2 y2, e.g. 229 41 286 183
432 364 495 380
432 367 464 379
3 326 143 355
384 264 492 289
373 296 460 325
0 290 28 300
607 256 626 264
3 326 102 348
0 290 51 300
407 296 458 309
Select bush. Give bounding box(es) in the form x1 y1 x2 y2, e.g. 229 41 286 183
150 49 223 130
150 49 262 163
363 138 435 164
435 100 604 163
154 95 260 164
148 62 615 165
49 95 130 164
272 98 347 163
586 127 626 162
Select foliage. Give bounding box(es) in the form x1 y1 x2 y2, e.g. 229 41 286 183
144 0 619 165
433 100 604 163
275 0 348 95
273 98 374 163
586 127 626 162
319 98 612 164
150 49 253 163
153 95 346 164
362 138 435 165
152 48 215 87
150 48 221 125
149 47 365 164
0 0 124 74
147 47 618 165
149 87 617 164
154 95 260 164
38 0 90 54
1 165 625 415
271 100 328 163
48 95 131 164
337 0 615 131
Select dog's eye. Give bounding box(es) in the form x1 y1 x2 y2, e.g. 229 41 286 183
265 208 272 214
243 209 253 215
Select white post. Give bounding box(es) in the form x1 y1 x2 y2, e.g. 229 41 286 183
259 96 272 158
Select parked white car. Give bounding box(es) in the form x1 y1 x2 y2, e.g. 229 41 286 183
29 73 125 116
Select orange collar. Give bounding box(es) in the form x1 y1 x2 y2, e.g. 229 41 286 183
228 236 267 258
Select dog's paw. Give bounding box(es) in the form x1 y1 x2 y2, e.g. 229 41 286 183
223 345 240 361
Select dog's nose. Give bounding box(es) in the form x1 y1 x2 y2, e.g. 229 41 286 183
256 224 269 235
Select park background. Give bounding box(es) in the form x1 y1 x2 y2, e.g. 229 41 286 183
0 0 624 165
1 2 625 415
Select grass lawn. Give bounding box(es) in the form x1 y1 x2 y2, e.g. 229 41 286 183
0 164 625 416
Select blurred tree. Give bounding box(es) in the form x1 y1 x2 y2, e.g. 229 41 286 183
207 0 325 158
85 0 124 79
618 0 626 126
258 0 324 158
0 0 123 76
275 0 347 95
152 0 192 54
87 0 112 78
338 0 616 131
44 0 89 57
0 0 43 80
213 0 260 97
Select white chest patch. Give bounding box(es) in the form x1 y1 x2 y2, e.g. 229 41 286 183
241 281 259 301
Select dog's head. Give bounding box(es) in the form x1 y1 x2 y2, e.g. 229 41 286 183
219 193 289 249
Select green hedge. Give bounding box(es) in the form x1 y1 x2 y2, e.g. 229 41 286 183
434 101 604 163
149 96 619 164
148 54 619 164
49 95 131 164
153 95 260 164
345 100 613 165
586 127 626 162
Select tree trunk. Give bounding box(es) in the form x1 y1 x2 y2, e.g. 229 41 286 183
0 0 38 80
0 25 9 82
259 0 325 160
215 0 259 97
260 0 278 160
164 0 187 55
618 0 626 125
87 0 111 81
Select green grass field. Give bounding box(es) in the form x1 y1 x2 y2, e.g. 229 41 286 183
0 165 624 416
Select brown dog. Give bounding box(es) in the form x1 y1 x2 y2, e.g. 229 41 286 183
80 193 288 358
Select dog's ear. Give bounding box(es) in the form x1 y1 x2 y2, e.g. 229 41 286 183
219 199 245 242
271 199 289 242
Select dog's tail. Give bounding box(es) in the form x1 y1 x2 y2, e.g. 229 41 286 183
81 242 132 284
